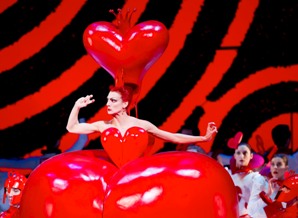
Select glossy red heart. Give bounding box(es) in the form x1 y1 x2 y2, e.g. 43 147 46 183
227 131 243 149
101 127 149 168
83 20 169 85
18 150 117 217
18 151 239 217
83 18 169 108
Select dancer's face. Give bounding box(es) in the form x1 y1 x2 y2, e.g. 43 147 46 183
106 91 128 115
234 145 252 167
270 157 288 180
6 185 21 204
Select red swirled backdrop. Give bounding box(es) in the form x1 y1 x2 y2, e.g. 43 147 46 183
0 0 297 161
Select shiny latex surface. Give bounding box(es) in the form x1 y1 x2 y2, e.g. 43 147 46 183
18 150 239 218
101 127 149 168
277 174 298 202
0 207 18 218
18 150 118 218
103 151 239 218
83 20 169 108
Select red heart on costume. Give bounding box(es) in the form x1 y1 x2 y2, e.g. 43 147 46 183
101 127 149 168
18 151 239 218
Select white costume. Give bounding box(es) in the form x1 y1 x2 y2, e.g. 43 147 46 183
227 168 268 217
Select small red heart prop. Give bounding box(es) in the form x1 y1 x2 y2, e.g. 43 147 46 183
227 131 243 149
18 151 239 217
83 9 169 109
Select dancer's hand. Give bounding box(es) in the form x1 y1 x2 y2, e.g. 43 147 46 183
75 95 95 109
204 122 218 141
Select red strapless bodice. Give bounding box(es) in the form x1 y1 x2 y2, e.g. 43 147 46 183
100 127 149 168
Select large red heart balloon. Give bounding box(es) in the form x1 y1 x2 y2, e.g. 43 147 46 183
17 150 118 218
83 12 169 109
18 150 239 218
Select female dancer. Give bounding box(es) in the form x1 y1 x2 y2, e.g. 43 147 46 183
227 142 267 217
260 154 297 217
66 85 218 167
266 154 289 199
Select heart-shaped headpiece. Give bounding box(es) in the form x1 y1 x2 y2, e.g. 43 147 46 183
83 8 170 112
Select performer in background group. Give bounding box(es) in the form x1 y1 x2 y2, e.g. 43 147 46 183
226 142 267 217
0 171 27 218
